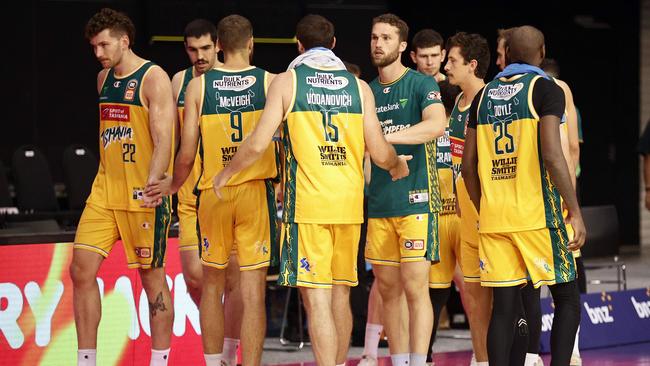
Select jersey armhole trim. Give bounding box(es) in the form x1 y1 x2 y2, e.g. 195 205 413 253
528 75 541 121
197 74 205 125
139 64 157 111
282 69 297 121
356 76 364 115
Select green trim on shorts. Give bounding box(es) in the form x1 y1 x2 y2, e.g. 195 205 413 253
550 226 576 284
196 190 203 259
278 222 299 287
282 123 297 222
427 212 440 263
265 179 280 266
152 196 171 268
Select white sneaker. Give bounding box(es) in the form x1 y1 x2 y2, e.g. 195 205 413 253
570 355 582 366
470 353 477 366
358 355 378 366
534 356 545 366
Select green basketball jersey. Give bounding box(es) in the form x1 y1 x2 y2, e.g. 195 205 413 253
368 68 443 218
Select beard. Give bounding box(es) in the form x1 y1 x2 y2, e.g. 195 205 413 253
371 47 400 67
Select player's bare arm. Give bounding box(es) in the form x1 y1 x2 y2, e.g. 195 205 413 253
383 102 446 145
360 80 411 180
143 66 174 183
557 78 580 171
539 114 586 250
171 71 184 149
212 70 292 197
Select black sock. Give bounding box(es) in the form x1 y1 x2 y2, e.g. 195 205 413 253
575 257 587 294
521 282 542 354
427 287 451 361
549 281 581 366
488 286 521 365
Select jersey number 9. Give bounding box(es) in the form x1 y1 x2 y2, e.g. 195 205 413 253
230 111 243 142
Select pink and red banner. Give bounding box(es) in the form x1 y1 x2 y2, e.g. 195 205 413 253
0 239 205 365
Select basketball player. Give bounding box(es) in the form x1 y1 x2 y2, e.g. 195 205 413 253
170 18 242 365
208 14 410 366
366 13 447 366
71 8 174 366
462 25 586 366
410 29 447 83
444 31 492 366
147 15 278 365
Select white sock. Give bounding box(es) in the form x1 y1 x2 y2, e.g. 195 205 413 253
525 353 540 366
150 348 170 366
476 362 489 366
410 353 427 366
204 353 223 366
572 325 581 356
391 353 410 366
470 352 477 366
363 323 383 358
223 337 240 364
78 349 96 366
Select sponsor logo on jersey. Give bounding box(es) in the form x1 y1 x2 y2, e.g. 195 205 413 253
534 257 552 273
383 87 391 94
134 247 151 258
487 83 524 101
379 119 410 134
113 81 121 88
124 79 138 101
132 187 144 200
318 145 347 166
141 222 151 230
427 90 441 101
213 75 256 91
300 257 311 272
408 191 429 204
306 72 348 90
491 157 518 181
101 104 130 122
203 237 210 251
376 102 400 114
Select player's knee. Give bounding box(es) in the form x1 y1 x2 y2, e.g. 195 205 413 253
69 261 95 287
183 273 201 293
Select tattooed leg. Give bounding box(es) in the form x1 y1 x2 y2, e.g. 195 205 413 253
140 267 174 350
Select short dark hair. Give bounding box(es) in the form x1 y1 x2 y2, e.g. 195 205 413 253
372 13 408 42
438 79 461 115
85 8 136 47
343 61 361 77
540 58 560 78
217 15 253 52
497 27 515 44
411 29 444 51
296 14 335 50
184 19 217 44
446 32 490 79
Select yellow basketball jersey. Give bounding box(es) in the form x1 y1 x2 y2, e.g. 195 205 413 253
475 74 564 233
175 67 202 204
87 61 171 212
196 66 277 190
282 65 365 224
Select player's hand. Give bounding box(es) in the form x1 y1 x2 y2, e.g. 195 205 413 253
142 174 172 208
213 171 229 199
565 210 586 251
389 155 412 181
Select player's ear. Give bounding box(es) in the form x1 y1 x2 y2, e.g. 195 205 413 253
441 48 447 61
330 36 336 50
297 39 305 54
399 40 407 53
410 50 417 64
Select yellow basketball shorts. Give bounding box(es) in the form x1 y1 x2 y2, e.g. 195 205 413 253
197 179 279 271
277 222 360 288
429 213 460 288
365 212 439 266
74 199 172 269
478 226 576 288
177 200 199 251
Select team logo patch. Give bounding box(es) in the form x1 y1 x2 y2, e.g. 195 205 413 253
426 90 441 101
479 258 488 273
132 188 144 200
124 79 138 101
408 192 429 204
203 237 210 251
300 257 311 272
213 75 256 91
534 257 552 273
135 247 151 258
306 72 348 90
